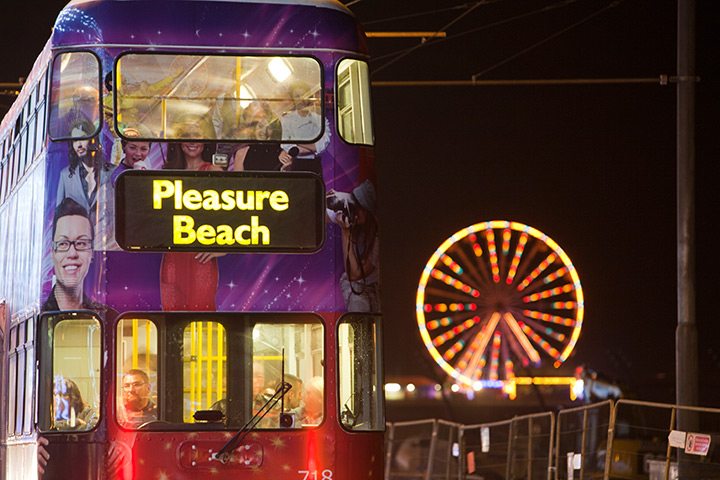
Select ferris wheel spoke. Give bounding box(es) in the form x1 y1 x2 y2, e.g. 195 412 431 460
543 266 569 284
484 228 501 283
442 339 466 361
458 312 500 380
521 317 567 343
488 331 502 380
425 283 481 303
517 252 558 292
430 268 481 298
522 283 574 303
505 231 529 286
431 315 481 347
516 320 562 360
453 238 493 290
522 309 577 327
503 312 541 364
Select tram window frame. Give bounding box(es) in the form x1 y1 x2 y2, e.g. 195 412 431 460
37 312 103 433
7 325 18 436
115 317 159 430
335 58 374 146
14 322 27 435
22 317 35 435
113 52 325 143
114 312 325 431
337 313 384 432
48 50 102 142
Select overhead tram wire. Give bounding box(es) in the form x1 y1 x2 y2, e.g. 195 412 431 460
472 0 624 81
369 0 576 73
360 1 499 27
372 2 484 75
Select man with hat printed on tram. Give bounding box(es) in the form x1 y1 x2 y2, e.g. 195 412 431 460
56 119 116 249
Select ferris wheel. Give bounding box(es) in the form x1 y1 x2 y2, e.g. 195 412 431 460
416 221 584 388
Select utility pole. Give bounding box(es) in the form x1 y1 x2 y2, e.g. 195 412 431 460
676 0 698 475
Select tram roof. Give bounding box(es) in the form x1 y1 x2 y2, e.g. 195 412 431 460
64 0 350 13
52 0 366 54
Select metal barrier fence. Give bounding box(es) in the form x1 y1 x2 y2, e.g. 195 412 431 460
385 419 461 480
555 400 614 480
607 400 720 480
385 400 720 480
460 412 554 480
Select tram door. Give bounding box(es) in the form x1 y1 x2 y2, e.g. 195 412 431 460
37 312 104 480
1 301 6 480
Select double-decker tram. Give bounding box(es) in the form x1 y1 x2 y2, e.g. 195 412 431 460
0 1 384 479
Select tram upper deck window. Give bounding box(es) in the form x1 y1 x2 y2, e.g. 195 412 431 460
48 51 101 140
38 314 102 432
336 59 373 145
115 54 323 142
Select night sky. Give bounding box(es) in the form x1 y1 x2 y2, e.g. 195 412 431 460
2 0 718 408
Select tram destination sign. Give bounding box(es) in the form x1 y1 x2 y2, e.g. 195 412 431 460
115 170 325 253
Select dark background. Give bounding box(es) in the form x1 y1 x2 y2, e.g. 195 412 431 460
2 0 718 415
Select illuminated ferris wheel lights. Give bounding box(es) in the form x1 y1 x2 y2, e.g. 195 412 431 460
523 310 576 327
502 228 511 255
417 220 583 386
440 254 463 274
443 341 465 360
522 284 574 303
517 253 558 291
506 232 528 285
544 267 569 284
504 312 541 363
427 317 452 330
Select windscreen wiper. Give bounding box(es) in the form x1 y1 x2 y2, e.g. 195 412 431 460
213 381 292 464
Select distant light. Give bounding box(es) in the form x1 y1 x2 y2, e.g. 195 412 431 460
572 379 584 401
406 383 416 393
434 384 442 391
473 381 483 391
450 384 460 393
268 57 292 82
385 383 401 393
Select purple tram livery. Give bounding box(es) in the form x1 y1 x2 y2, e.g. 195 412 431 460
0 1 384 479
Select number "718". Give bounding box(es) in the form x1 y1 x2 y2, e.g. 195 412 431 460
298 470 333 480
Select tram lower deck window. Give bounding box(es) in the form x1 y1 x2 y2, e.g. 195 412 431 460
115 313 324 430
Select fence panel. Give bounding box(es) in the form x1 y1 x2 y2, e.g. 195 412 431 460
610 400 720 480
386 419 461 480
461 412 554 480
555 400 614 480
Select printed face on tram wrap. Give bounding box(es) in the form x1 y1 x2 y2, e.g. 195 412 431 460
123 142 151 167
52 215 93 290
72 139 90 157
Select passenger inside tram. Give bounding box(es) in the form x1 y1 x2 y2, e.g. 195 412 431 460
118 369 158 428
53 377 98 431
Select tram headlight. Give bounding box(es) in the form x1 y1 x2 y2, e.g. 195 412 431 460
280 412 296 428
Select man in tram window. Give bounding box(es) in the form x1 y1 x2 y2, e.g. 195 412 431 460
56 119 116 249
42 197 117 319
279 80 331 177
119 369 157 428
111 124 153 186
